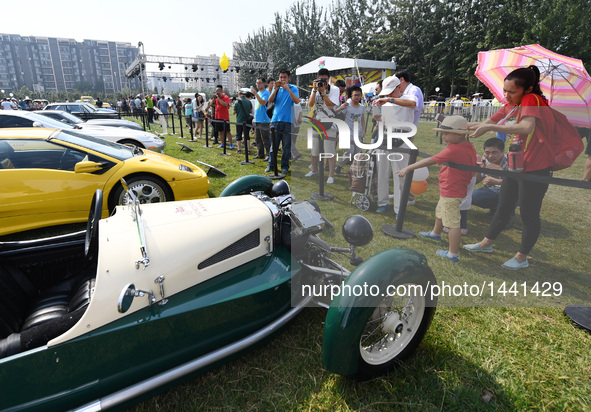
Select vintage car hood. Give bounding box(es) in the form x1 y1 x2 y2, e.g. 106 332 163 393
50 195 274 345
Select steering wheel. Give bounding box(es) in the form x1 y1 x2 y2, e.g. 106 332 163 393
85 189 103 260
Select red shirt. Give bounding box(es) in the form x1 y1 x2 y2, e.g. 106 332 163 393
214 94 231 120
490 94 555 172
431 141 477 198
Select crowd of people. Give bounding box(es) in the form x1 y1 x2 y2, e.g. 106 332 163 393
0 98 47 110
169 65 588 270
4 65 589 270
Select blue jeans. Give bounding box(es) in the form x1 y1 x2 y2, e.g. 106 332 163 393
269 121 291 171
472 186 502 213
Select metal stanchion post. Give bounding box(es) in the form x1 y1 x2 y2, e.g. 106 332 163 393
189 116 195 141
310 137 334 201
178 113 184 139
203 118 211 148
381 148 417 239
241 122 254 165
170 113 176 135
141 112 146 131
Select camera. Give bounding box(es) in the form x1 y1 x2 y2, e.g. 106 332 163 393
315 79 325 88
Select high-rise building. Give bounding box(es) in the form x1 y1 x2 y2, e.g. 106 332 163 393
0 33 141 94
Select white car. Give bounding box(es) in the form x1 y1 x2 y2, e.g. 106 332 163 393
36 110 143 131
0 111 165 153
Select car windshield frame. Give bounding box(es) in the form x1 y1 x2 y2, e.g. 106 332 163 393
36 110 85 125
18 111 77 129
81 103 100 113
50 129 136 161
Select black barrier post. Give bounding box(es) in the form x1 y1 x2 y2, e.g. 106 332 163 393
189 117 195 141
381 148 417 239
241 122 254 165
267 126 285 179
203 118 211 148
178 113 184 138
141 112 146 131
219 120 230 156
310 137 334 201
170 113 176 135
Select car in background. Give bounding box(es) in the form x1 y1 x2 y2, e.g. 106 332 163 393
0 111 165 152
44 102 121 120
0 128 209 236
35 109 143 131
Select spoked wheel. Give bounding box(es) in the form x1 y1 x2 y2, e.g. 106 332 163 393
85 189 103 260
355 195 371 212
110 175 172 210
357 282 436 378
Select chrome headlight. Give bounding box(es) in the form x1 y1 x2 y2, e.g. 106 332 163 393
179 164 193 173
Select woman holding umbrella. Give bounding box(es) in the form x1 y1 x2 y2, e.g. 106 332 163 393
464 65 555 270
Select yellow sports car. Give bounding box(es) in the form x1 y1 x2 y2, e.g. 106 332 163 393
0 128 209 236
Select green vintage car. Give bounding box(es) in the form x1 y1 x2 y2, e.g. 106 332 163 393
0 176 437 411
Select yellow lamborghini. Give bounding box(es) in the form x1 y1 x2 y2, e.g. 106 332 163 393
0 128 209 236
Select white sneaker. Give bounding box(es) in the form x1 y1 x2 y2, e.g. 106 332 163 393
326 177 334 184
407 200 416 206
305 171 317 177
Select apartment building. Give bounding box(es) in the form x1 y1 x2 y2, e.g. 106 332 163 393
0 33 140 94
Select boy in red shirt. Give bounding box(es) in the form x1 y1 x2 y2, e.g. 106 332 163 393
398 116 476 262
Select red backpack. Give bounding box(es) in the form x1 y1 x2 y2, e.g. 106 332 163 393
526 94 584 171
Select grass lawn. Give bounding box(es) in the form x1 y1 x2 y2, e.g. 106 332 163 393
121 112 591 411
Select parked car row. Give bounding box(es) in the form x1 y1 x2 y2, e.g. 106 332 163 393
0 111 164 152
0 109 211 236
36 109 143 131
44 102 121 120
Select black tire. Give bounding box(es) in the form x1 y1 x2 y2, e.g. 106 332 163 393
356 275 437 379
118 139 145 149
85 189 102 260
110 175 172 211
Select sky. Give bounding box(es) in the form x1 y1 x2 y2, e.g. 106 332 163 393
2 0 335 58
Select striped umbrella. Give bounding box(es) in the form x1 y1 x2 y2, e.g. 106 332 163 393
475 44 591 127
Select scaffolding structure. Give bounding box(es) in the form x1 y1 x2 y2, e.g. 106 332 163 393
125 52 273 94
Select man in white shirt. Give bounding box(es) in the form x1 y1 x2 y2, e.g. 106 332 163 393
373 75 418 215
1 99 15 110
395 71 423 127
395 71 424 204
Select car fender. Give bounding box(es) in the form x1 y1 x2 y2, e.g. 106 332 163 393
219 175 274 197
322 248 436 376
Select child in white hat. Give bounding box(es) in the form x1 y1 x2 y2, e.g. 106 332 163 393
397 116 477 262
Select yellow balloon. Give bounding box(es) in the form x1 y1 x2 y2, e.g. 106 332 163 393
219 53 230 71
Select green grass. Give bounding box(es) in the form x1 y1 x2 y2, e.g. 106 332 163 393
123 113 591 411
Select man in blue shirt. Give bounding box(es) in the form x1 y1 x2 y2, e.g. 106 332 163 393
266 68 300 174
157 95 169 126
251 77 271 160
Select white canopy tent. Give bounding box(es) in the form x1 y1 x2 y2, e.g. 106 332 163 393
295 56 397 80
361 82 377 95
